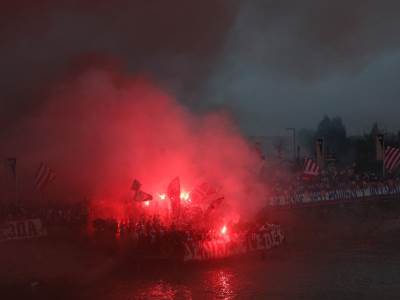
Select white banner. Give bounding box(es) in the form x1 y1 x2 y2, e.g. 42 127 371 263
183 224 285 262
0 219 46 242
247 224 285 251
269 184 400 207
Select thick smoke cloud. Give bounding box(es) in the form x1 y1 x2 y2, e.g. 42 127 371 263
1 0 400 170
0 0 237 134
2 66 264 218
2 1 400 137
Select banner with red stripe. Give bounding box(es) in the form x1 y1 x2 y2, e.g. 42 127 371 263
385 147 400 173
35 162 56 192
304 158 320 176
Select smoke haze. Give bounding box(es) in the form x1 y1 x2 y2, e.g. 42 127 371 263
1 1 400 212
2 66 264 217
1 1 400 136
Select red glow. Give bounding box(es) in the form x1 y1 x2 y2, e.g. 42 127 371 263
20 69 268 225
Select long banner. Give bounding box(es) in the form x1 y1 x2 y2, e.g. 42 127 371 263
183 224 284 262
0 219 47 242
269 184 400 207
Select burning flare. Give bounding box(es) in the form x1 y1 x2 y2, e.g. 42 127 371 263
180 191 190 202
220 225 227 235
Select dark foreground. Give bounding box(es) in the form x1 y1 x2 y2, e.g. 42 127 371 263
2 208 400 300
86 242 400 300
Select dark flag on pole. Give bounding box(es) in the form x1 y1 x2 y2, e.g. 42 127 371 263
131 179 142 191
134 190 153 202
167 177 181 219
131 179 152 201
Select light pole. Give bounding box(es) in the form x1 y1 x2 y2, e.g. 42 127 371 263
286 127 296 162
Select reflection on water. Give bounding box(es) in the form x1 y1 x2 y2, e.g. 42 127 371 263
81 243 400 300
133 280 192 300
132 269 238 300
205 269 236 300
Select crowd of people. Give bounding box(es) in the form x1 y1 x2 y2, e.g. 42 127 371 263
268 166 400 206
91 217 179 256
2 166 400 242
91 214 274 257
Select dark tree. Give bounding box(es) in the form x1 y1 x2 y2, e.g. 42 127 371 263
315 115 349 164
297 128 315 156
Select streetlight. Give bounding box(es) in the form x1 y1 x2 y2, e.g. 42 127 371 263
285 127 296 162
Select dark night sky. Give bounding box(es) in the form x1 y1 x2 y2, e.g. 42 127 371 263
1 0 400 136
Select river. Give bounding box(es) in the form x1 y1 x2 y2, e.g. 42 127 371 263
75 240 400 300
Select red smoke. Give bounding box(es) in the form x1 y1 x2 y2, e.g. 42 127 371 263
5 66 266 219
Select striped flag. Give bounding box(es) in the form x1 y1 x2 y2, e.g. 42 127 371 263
304 158 320 176
384 147 400 173
35 163 56 191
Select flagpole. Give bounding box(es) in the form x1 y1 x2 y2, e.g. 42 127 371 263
382 136 385 178
382 148 386 179
15 171 18 204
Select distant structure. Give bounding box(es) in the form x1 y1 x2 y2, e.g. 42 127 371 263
249 135 292 161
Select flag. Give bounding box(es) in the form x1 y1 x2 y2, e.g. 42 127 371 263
134 190 153 202
167 176 180 201
384 147 400 173
5 158 16 178
167 177 181 217
304 158 320 176
131 179 152 201
131 179 141 191
204 196 225 217
35 163 56 191
376 134 384 161
190 182 218 203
